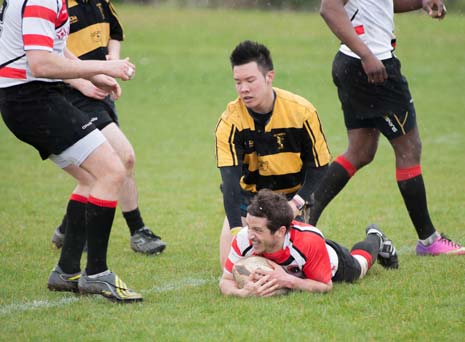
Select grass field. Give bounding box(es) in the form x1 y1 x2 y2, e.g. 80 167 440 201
1 6 464 341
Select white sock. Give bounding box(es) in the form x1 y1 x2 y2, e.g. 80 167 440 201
419 232 440 246
353 255 369 279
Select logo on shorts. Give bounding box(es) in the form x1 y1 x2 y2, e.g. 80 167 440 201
82 117 98 130
383 116 398 133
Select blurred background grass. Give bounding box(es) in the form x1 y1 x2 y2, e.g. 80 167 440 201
0 6 464 341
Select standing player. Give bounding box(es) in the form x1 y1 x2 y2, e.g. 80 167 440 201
219 189 398 297
309 0 465 255
0 0 142 302
215 41 331 267
50 0 167 255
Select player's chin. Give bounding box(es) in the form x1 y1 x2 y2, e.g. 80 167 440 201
252 245 264 254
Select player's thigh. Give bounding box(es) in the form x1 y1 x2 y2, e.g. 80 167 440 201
389 126 422 167
80 141 125 181
101 122 135 163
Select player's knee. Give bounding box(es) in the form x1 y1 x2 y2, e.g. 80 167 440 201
102 159 126 189
358 151 376 167
346 150 375 169
122 150 136 174
77 173 96 189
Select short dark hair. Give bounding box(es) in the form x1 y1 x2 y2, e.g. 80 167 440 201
247 189 293 234
229 40 274 73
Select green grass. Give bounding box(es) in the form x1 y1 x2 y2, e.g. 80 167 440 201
1 7 464 341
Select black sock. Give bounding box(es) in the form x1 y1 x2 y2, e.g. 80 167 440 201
397 174 435 240
85 197 117 275
310 160 353 225
58 214 67 234
58 195 87 274
351 234 380 265
123 208 145 235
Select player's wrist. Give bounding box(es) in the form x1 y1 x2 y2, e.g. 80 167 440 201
291 194 305 211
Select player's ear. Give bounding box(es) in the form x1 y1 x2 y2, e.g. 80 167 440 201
277 225 286 237
266 70 275 83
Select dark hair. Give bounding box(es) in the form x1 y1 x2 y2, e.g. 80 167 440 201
247 189 293 233
229 40 274 74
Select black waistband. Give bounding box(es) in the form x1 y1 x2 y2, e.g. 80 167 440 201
0 81 66 96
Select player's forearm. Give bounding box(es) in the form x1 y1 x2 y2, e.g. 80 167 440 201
107 40 121 60
297 165 328 201
27 50 133 82
27 51 109 80
287 275 332 293
220 166 244 229
393 0 423 13
320 0 374 60
219 277 248 297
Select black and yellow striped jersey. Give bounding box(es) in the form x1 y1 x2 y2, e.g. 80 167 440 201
215 87 331 194
67 0 123 60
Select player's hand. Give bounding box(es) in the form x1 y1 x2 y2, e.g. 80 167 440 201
422 0 446 19
254 261 293 289
70 78 108 100
361 53 387 84
104 58 136 81
242 273 281 297
288 200 301 219
89 75 122 100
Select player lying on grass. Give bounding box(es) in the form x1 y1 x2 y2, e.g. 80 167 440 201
219 189 398 297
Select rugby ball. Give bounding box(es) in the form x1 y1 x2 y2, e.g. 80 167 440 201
232 256 290 295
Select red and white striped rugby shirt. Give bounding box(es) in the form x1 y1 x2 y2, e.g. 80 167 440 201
0 0 69 87
225 221 339 284
340 0 396 60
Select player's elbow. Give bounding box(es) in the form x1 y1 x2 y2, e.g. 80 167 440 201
323 281 333 293
319 0 339 22
319 1 330 19
218 278 230 296
26 51 54 78
314 280 333 293
28 61 48 78
29 61 49 78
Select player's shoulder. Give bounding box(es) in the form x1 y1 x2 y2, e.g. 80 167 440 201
219 97 248 125
274 87 317 114
67 0 78 8
290 221 325 240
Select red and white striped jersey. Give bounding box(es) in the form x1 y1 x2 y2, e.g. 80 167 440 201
224 221 339 284
0 0 69 87
340 0 396 60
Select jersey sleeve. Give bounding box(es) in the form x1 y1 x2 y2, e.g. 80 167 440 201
215 115 242 168
105 0 124 41
224 227 250 274
301 107 331 168
301 233 333 284
22 0 60 52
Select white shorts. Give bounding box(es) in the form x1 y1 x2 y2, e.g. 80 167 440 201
49 129 106 168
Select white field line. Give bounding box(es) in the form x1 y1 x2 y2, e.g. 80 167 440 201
0 277 216 316
0 247 416 316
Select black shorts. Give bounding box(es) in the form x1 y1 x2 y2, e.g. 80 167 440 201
326 239 361 283
64 87 118 129
332 51 417 140
0 81 97 160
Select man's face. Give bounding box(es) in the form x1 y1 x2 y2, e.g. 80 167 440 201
233 61 274 113
246 214 284 254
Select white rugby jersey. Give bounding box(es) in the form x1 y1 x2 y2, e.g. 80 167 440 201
0 0 69 88
340 0 396 60
225 222 339 283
